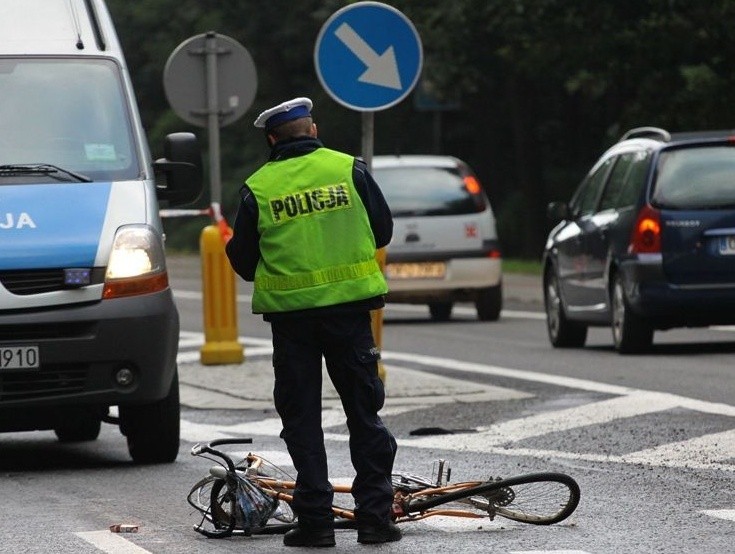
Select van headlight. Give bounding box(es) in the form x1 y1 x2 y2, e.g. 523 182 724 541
103 225 169 299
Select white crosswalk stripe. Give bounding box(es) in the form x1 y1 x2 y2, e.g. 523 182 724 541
399 391 683 451
700 509 735 522
178 333 735 473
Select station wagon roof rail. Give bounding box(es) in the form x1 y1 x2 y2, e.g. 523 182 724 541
619 126 671 142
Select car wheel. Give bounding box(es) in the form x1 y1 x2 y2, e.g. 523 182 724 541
429 302 453 321
611 274 653 354
544 269 587 347
119 367 180 464
54 413 101 442
476 283 502 321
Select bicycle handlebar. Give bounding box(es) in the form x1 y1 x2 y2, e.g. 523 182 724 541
191 437 254 473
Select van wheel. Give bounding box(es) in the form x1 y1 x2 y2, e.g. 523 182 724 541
119 368 180 464
476 283 502 321
611 275 653 354
429 302 453 321
544 269 587 347
54 414 101 442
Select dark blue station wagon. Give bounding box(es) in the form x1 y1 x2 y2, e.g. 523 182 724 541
543 127 735 353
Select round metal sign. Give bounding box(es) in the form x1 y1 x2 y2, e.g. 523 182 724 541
314 2 423 111
164 33 257 127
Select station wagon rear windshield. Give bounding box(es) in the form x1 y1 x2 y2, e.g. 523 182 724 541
0 58 140 182
652 146 735 209
373 166 481 216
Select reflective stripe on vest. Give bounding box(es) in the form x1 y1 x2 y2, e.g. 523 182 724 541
256 258 381 291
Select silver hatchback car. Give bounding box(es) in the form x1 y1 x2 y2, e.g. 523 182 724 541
372 155 502 321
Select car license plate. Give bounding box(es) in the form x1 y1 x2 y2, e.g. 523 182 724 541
386 262 446 279
718 236 735 255
0 345 40 369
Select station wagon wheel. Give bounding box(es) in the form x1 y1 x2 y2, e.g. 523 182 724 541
611 274 653 354
544 269 587 348
476 284 502 321
429 302 453 321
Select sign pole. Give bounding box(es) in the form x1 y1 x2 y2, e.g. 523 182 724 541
205 32 222 206
362 111 386 381
164 31 257 366
361 112 374 172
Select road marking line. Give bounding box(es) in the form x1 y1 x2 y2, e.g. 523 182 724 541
173 289 545 320
623 428 735 468
180 405 418 445
75 531 151 554
399 391 683 451
382 350 636 396
700 509 735 522
417 515 495 532
510 551 592 554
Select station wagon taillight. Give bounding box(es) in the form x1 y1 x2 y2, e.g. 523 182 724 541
463 175 486 211
464 175 481 194
628 205 662 254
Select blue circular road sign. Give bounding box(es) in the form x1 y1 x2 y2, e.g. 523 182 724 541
314 2 423 111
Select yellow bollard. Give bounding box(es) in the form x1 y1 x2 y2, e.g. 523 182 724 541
199 225 244 365
371 247 387 383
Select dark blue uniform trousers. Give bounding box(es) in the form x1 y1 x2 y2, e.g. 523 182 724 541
270 312 397 529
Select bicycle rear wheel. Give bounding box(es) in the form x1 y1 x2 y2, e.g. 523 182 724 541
407 472 579 525
187 476 239 538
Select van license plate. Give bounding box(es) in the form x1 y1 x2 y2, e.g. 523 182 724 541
386 262 446 279
0 345 40 370
718 236 735 255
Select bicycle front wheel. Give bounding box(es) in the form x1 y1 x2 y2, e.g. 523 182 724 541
478 473 579 525
407 472 579 526
187 476 239 538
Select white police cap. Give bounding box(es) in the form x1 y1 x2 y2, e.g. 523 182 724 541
254 97 313 130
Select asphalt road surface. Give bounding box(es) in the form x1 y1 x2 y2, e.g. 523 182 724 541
0 255 732 553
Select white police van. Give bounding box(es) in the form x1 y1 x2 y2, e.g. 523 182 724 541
0 0 202 463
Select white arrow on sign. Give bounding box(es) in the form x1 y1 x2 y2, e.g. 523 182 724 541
334 22 402 90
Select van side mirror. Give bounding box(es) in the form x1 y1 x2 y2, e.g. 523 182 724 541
154 132 203 206
547 201 571 223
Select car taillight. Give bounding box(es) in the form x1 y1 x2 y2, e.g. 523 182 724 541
464 175 486 211
628 205 661 254
464 175 481 194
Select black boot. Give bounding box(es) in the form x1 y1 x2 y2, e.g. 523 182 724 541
357 521 402 544
283 526 336 548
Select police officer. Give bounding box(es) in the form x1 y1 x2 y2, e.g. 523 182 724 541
225 97 400 547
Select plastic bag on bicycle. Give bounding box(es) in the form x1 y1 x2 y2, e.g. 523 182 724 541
236 476 279 534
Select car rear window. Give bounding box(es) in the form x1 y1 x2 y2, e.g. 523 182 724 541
652 146 735 209
373 166 482 216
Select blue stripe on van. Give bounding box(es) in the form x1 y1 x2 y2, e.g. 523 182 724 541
0 182 111 270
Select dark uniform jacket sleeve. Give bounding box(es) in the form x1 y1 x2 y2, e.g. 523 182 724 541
352 158 393 248
225 185 260 282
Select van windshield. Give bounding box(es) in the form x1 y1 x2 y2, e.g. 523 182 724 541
652 146 735 209
0 58 140 182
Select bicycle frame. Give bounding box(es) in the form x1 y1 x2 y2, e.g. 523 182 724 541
189 437 580 537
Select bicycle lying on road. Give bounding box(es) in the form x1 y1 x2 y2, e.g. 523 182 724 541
187 438 581 539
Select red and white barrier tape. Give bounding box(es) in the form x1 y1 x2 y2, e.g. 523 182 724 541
160 203 232 243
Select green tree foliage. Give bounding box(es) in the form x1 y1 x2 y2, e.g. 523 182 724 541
106 0 735 256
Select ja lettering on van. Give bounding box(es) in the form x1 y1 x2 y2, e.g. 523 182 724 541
0 212 36 229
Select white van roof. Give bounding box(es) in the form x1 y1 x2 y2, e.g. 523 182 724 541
0 0 123 56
